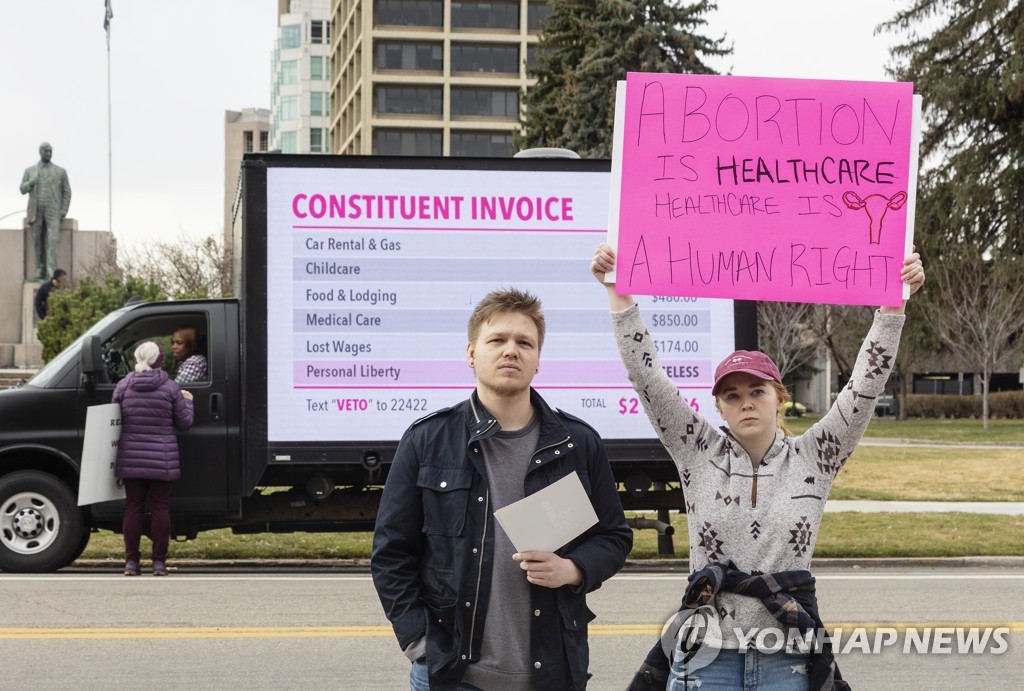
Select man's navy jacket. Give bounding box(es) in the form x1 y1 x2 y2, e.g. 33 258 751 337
371 389 633 690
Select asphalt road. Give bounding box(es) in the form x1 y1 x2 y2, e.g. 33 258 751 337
0 564 1021 690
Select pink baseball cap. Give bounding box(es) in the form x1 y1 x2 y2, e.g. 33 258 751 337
712 350 782 395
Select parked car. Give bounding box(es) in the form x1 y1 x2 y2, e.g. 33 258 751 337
875 395 896 416
783 401 807 418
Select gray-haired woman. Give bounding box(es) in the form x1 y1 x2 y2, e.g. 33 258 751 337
111 342 194 576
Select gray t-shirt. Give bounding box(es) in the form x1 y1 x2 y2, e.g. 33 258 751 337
461 413 539 691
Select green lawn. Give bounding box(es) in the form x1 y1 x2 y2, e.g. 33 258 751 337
831 446 1024 501
80 511 1024 562
628 512 1024 559
77 417 1024 563
786 415 1024 443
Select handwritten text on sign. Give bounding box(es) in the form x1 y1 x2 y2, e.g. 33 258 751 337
616 73 916 306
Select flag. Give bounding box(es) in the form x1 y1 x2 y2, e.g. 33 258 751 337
104 0 113 47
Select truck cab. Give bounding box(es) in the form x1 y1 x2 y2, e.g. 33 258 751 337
0 299 239 572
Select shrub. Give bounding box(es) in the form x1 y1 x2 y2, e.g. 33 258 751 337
905 391 1024 419
37 274 166 362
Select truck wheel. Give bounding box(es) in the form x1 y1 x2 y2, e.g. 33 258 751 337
0 471 86 573
69 525 93 565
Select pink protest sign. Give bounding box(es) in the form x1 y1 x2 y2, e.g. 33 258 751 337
615 72 918 306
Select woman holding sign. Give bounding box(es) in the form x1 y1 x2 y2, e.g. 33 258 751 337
112 341 194 576
591 242 923 690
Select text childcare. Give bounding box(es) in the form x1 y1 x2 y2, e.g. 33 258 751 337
291 193 575 223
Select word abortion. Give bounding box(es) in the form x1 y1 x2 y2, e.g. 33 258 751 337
291 193 575 223
635 83 907 148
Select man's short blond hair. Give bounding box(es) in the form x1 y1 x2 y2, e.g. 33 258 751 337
467 288 545 349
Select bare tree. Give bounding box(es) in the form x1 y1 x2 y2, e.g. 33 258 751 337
119 233 233 298
80 236 122 281
757 300 819 388
806 304 874 385
932 252 1024 430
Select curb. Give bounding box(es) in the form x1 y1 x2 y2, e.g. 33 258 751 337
624 556 1024 571
68 558 374 572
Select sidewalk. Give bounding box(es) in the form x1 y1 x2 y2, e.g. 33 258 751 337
858 437 1024 449
66 555 1024 571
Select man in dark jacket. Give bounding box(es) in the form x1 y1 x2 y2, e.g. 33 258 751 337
372 288 632 690
34 268 67 320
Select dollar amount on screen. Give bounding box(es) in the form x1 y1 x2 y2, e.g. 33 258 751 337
619 396 699 415
654 339 700 354
651 296 697 304
651 313 701 328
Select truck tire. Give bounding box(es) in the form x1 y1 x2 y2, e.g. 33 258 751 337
0 471 86 573
70 526 93 564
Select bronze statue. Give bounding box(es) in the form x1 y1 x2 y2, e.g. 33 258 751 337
20 142 72 280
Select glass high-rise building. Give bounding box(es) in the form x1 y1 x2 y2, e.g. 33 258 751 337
272 0 333 154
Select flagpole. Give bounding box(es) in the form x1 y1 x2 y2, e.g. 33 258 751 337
106 2 113 234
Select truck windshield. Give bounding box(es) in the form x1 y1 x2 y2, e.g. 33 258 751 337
28 311 125 388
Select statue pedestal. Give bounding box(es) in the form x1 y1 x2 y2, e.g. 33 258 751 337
14 281 43 368
0 216 113 371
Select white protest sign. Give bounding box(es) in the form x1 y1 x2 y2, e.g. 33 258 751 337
78 403 125 506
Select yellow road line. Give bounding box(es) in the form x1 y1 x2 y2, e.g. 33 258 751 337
0 626 393 639
0 622 1021 640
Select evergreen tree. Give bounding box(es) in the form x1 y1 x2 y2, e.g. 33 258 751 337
518 0 728 158
883 0 1024 256
882 1 1024 420
516 0 598 152
37 275 166 362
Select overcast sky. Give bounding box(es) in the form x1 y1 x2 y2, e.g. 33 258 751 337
0 0 903 250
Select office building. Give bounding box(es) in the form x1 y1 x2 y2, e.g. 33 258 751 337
224 108 271 291
329 0 552 156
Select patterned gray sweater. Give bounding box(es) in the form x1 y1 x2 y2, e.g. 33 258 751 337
612 304 905 647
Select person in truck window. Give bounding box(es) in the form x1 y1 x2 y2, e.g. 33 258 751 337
371 288 632 691
171 326 207 383
112 341 194 577
590 243 924 691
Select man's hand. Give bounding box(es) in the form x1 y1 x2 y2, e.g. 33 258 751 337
513 551 583 589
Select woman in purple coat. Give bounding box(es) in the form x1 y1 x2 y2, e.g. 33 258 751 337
111 341 194 576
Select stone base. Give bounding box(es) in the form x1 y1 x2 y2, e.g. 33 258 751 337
0 218 115 373
13 342 42 369
10 281 45 368
0 367 36 389
0 344 41 370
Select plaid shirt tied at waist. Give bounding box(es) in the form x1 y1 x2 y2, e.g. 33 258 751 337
628 561 850 691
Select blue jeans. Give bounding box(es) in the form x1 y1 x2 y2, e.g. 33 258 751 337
668 649 810 690
409 660 483 691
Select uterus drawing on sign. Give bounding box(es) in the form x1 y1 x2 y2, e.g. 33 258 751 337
842 191 908 244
